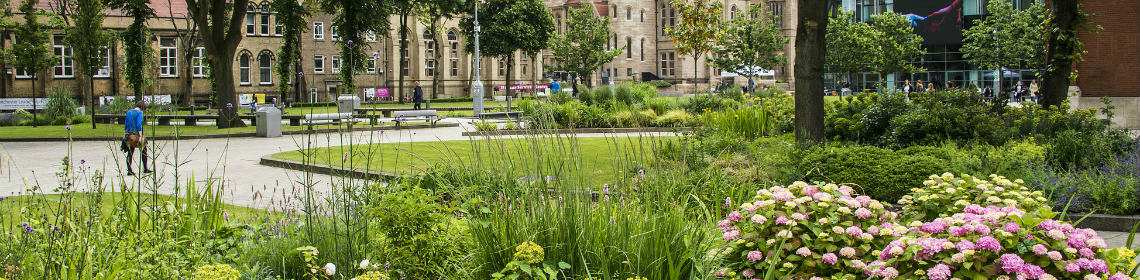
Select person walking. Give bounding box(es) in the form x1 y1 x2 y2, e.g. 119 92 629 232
120 101 151 176
926 81 936 92
412 82 424 110
1029 80 1040 103
550 79 561 94
915 80 926 93
902 79 913 94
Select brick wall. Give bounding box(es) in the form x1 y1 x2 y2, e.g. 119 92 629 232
1075 0 1140 97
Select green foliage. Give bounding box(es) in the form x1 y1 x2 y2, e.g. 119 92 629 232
961 0 1047 71
549 5 621 86
107 0 154 98
898 173 1050 221
365 185 473 279
42 87 82 125
666 0 722 81
11 0 55 80
272 0 310 95
700 105 780 140
798 144 949 202
708 3 786 83
868 11 925 75
490 242 570 280
192 264 240 280
319 0 391 95
682 95 741 114
1026 159 1140 215
473 120 499 132
67 0 110 83
825 10 881 75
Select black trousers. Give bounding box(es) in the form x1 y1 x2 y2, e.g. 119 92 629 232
413 102 422 110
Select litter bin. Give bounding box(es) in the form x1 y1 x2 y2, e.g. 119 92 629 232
337 95 360 114
256 105 282 138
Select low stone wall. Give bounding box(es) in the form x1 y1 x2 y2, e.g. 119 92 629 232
1070 95 1140 130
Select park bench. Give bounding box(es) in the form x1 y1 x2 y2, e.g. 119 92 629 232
302 113 355 126
392 110 438 127
476 111 521 119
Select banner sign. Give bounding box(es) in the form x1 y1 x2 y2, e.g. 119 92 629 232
493 83 549 91
99 95 173 106
0 98 48 110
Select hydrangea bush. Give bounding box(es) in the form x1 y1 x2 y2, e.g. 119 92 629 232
866 205 1134 280
714 181 906 279
192 264 240 280
898 173 1049 221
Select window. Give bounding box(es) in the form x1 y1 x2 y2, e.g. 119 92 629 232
245 8 256 35
626 68 632 77
639 38 645 61
159 37 178 77
331 56 341 73
53 35 74 78
730 5 737 19
274 12 282 35
239 53 251 85
640 9 644 22
769 2 785 28
192 47 207 77
259 4 271 35
366 56 377 74
626 6 631 20
521 57 528 76
625 37 632 59
400 48 409 76
258 52 272 85
611 4 616 18
313 22 325 40
331 26 339 41
448 31 459 77
94 47 112 78
964 0 982 16
659 51 675 77
497 58 505 77
313 55 325 73
556 13 562 33
15 68 33 79
423 31 436 77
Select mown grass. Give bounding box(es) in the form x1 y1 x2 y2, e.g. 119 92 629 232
0 192 274 234
272 135 673 188
0 123 391 139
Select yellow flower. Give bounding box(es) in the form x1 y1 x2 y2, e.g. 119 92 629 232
192 264 240 280
513 241 545 264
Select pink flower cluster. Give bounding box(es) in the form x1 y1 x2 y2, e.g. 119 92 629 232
866 205 1128 280
714 182 903 279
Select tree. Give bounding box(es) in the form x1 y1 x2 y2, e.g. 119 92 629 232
1 0 15 98
460 0 553 106
272 0 309 106
392 0 419 103
665 0 721 89
869 11 925 83
107 0 154 100
961 0 1045 98
11 0 55 126
418 0 465 99
825 10 880 87
549 5 620 94
319 0 390 97
66 0 110 129
185 0 250 128
793 0 829 144
708 2 787 93
1039 0 1089 108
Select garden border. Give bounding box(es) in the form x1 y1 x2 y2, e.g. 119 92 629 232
258 156 398 181
1071 213 1140 232
460 127 692 136
0 122 458 142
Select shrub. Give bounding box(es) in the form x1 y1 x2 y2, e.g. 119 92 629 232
192 264 240 280
713 181 904 279
644 97 675 115
43 87 82 125
683 95 740 114
366 186 472 279
490 242 570 280
897 173 1049 221
867 206 1134 280
701 106 779 139
647 80 673 88
473 121 499 132
652 109 692 127
1026 163 1140 216
798 145 948 203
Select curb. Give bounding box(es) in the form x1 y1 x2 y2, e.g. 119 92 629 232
258 156 399 181
460 127 691 136
0 123 459 142
1072 213 1140 232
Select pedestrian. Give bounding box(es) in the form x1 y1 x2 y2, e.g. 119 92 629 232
550 79 561 94
916 80 926 93
1014 81 1026 102
1029 80 1039 103
412 82 424 110
983 86 993 99
902 79 913 94
120 101 152 176
840 81 852 96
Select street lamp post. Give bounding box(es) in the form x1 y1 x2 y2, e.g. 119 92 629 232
471 0 484 115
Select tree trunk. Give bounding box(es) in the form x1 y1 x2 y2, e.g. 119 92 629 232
211 51 244 128
506 54 514 110
431 19 443 99
793 0 828 145
693 53 699 94
182 40 195 109
0 30 8 98
1040 0 1078 108
31 75 37 127
90 74 96 129
398 12 409 103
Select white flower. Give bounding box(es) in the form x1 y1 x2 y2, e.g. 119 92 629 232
359 259 371 269
323 263 336 276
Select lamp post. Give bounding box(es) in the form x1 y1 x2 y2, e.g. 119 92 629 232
471 0 484 115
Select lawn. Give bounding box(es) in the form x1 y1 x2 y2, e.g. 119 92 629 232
0 123 383 139
272 136 671 187
0 192 274 234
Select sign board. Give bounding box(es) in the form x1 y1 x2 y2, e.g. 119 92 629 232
376 87 390 99
0 98 49 110
98 95 173 106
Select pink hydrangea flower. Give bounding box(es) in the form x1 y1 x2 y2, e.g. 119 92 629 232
1032 244 1048 255
840 247 857 258
1047 251 1063 261
927 264 952 280
727 211 743 222
742 268 756 278
750 214 767 224
976 236 1002 252
999 254 1025 274
822 253 838 265
796 247 812 257
1004 222 1021 233
855 208 873 220
747 250 763 262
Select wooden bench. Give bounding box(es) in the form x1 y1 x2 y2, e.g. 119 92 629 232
302 113 354 126
392 110 438 127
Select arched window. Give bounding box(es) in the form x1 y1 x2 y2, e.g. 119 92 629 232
625 37 632 59
245 4 257 35
611 5 616 18
258 51 272 85
423 30 436 77
640 38 645 61
730 5 737 19
239 52 251 85
448 30 459 77
259 3 271 35
625 6 631 20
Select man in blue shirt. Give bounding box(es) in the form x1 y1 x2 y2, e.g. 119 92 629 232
550 79 561 94
121 101 151 175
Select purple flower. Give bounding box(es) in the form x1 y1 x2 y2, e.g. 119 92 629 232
1032 244 1048 255
976 236 1002 252
747 250 763 262
727 211 743 222
1003 222 1021 233
955 240 976 251
999 254 1025 274
916 238 948 259
20 222 32 233
742 268 756 278
821 253 838 265
920 220 948 234
927 263 952 280
846 226 864 237
722 229 740 241
1109 273 1132 280
1022 264 1045 279
1065 262 1080 273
